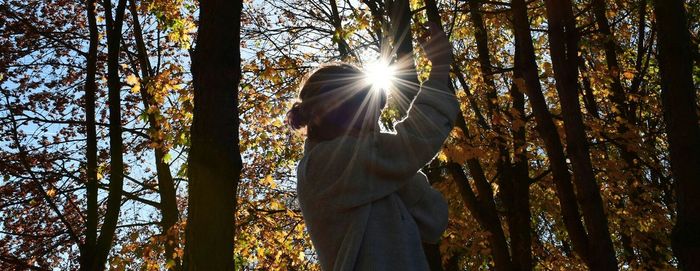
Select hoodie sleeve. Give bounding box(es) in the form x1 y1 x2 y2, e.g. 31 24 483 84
364 79 459 180
395 175 449 244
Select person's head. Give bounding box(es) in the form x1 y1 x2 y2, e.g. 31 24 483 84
286 63 387 141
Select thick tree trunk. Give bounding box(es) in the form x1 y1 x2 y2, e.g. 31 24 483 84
509 64 532 271
183 0 242 270
91 0 128 269
542 0 618 269
510 0 593 265
653 1 700 270
79 0 99 269
128 1 181 269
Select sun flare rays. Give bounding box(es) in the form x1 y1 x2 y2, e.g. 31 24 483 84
364 61 396 92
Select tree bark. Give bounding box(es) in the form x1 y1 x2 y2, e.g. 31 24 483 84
468 2 536 269
653 1 700 269
509 64 532 271
183 0 242 270
542 0 618 269
448 161 513 271
510 0 592 265
542 0 619 269
79 0 99 269
90 0 128 270
128 1 181 269
591 0 627 119
127 0 181 269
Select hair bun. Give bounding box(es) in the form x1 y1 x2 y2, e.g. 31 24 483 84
286 102 308 129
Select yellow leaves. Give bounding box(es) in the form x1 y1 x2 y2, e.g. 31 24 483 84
126 74 141 94
262 175 277 189
450 127 466 140
165 259 176 269
256 247 266 258
270 200 284 210
147 0 194 48
126 74 139 85
356 14 370 30
167 19 196 49
437 151 448 162
46 188 56 197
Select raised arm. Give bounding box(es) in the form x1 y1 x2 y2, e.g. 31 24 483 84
365 22 458 179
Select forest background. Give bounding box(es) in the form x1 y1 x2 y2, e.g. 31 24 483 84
1 0 699 270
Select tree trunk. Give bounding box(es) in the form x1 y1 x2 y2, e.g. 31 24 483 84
468 2 535 269
128 1 181 269
542 0 618 269
509 63 532 271
448 161 513 271
510 0 592 265
547 0 620 267
183 0 242 270
91 0 128 269
591 2 653 267
653 1 700 269
79 0 99 269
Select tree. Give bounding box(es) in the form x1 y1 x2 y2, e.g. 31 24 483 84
90 0 129 269
510 0 592 266
183 0 242 270
542 0 618 269
653 0 700 269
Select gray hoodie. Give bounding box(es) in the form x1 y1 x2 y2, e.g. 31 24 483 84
297 79 459 271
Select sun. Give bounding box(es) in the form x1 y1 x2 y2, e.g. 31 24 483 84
364 61 396 92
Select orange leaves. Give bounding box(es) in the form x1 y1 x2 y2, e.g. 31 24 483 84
443 144 486 165
541 62 554 77
147 64 184 104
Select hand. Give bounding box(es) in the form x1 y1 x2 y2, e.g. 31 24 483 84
419 22 453 78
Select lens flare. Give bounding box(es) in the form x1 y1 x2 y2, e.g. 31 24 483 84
364 61 395 92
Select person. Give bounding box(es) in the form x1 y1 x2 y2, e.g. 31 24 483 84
287 23 458 270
